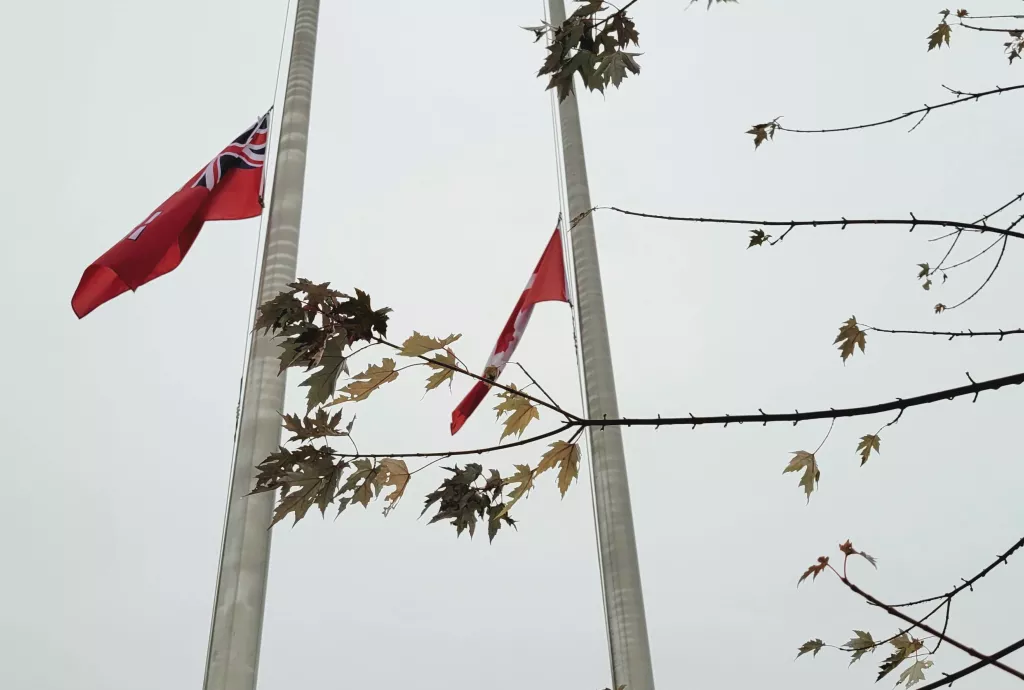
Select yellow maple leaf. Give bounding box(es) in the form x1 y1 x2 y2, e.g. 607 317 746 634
784 450 820 502
834 316 866 362
424 349 457 392
494 464 535 519
377 458 410 515
398 331 461 358
856 434 881 465
333 358 399 403
494 386 540 440
537 440 581 497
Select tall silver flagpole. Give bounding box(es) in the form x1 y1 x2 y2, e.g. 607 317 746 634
546 2 655 689
203 2 320 689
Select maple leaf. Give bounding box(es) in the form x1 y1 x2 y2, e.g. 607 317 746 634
956 9 967 18
334 358 399 403
748 229 771 248
494 388 540 440
856 434 881 465
798 556 830 585
398 331 461 358
934 303 946 314
917 263 930 279
840 539 879 569
898 660 933 688
377 458 410 515
834 316 866 362
922 279 932 291
797 639 824 659
281 408 347 443
747 122 777 149
844 630 876 665
486 501 517 543
878 635 924 682
299 339 348 412
495 464 535 519
784 451 820 502
337 459 380 511
537 440 581 497
424 349 458 392
928 21 952 51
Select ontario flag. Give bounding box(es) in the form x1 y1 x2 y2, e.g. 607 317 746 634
450 222 570 435
72 109 272 318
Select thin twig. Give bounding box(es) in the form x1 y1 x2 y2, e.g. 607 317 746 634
890 535 1024 608
771 83 1024 135
945 236 1009 311
512 361 562 409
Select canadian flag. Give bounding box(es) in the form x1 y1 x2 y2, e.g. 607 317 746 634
450 223 570 434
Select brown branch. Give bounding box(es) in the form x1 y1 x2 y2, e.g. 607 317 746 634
890 535 1024 608
580 206 1024 242
771 83 1024 135
864 325 1024 340
913 637 1024 690
841 577 1024 681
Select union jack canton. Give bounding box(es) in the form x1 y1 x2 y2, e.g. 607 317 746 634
193 109 271 191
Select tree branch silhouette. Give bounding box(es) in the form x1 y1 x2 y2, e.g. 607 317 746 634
769 83 1024 135
571 207 1024 242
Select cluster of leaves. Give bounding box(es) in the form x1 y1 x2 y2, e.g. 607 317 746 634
929 9 1023 63
526 0 642 101
252 283 583 540
797 543 937 688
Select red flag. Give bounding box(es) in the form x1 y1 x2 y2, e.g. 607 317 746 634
451 224 570 435
72 110 271 318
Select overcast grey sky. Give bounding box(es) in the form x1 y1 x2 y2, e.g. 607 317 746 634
3 1 1024 689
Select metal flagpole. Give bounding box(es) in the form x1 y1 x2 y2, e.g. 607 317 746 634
203 1 320 689
546 2 655 689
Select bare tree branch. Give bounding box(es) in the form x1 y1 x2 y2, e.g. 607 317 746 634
864 325 1024 340
771 83 1024 135
574 206 1024 242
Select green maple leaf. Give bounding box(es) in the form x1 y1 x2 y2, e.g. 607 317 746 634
856 434 880 465
783 450 820 502
898 660 933 688
796 639 824 658
844 630 876 665
299 339 348 412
